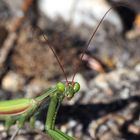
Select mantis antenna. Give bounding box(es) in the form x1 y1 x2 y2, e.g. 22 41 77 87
71 3 133 84
32 26 69 84
39 7 112 86
41 34 69 85
38 3 132 86
71 7 113 84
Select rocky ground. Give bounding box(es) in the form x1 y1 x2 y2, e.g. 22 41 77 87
0 0 140 140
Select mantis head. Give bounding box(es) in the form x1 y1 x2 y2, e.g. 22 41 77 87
56 82 80 99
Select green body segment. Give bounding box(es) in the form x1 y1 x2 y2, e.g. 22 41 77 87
46 93 59 130
0 87 57 117
0 98 33 116
0 98 38 130
48 128 75 140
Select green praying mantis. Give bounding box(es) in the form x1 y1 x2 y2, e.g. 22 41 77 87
0 81 80 140
0 5 129 140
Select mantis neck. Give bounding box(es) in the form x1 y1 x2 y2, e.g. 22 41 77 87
35 88 57 103
45 92 64 130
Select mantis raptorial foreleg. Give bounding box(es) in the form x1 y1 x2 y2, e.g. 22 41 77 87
36 87 76 140
44 89 76 140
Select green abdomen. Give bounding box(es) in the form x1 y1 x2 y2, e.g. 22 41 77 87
0 98 34 116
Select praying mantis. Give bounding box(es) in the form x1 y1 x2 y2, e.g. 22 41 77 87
0 81 80 140
0 4 129 140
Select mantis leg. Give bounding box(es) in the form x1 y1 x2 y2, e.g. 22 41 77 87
45 92 76 140
55 128 75 140
5 117 15 130
29 116 36 129
47 129 75 140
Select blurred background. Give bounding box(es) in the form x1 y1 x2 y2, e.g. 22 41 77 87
0 0 140 140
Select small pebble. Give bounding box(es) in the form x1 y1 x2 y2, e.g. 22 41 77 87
2 71 25 92
135 63 140 73
120 88 130 99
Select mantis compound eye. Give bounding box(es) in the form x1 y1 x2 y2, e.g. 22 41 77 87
65 82 80 99
56 82 65 93
73 82 80 93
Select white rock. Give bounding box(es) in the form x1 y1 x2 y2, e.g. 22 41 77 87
91 68 139 90
92 73 109 89
120 88 130 99
24 78 51 98
39 0 123 32
135 63 140 73
39 0 74 21
0 124 4 131
35 121 44 130
68 119 77 128
14 136 27 140
2 71 24 92
68 73 88 92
